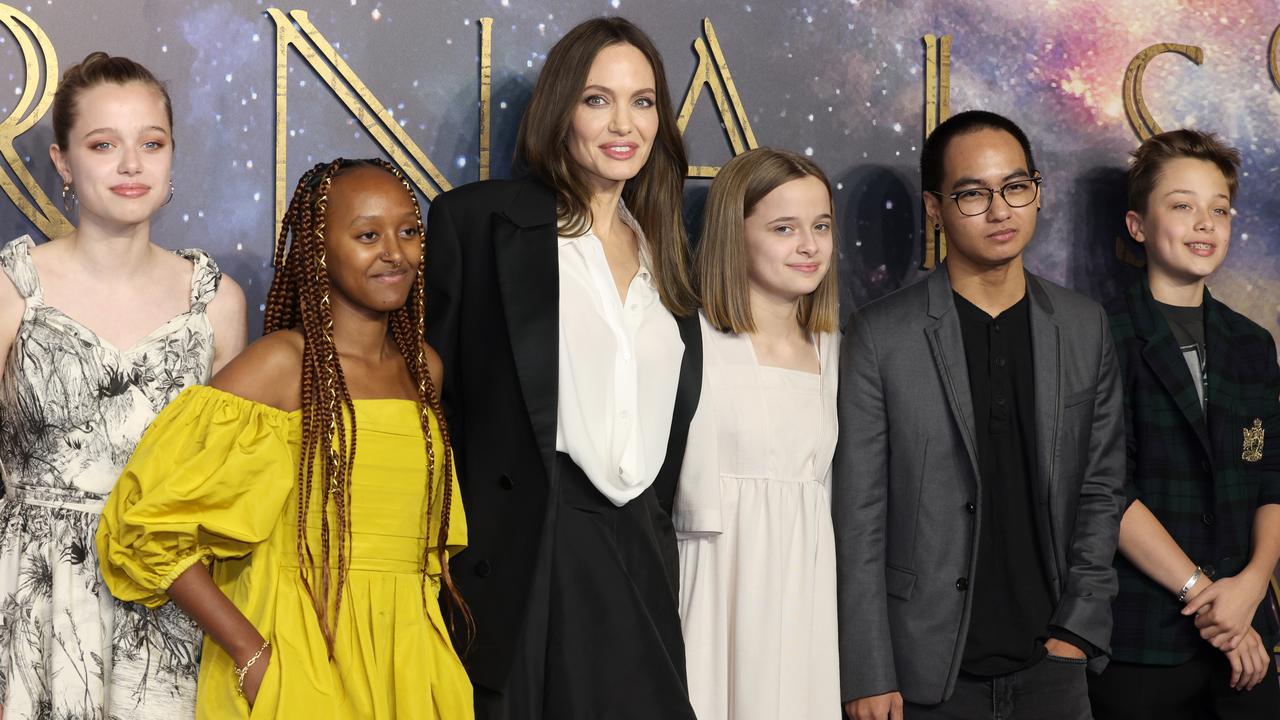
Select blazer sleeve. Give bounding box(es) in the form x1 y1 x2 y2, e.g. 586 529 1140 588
833 312 899 701
1049 305 1126 656
424 193 465 429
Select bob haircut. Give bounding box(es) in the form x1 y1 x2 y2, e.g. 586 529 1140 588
515 16 695 316
696 147 839 335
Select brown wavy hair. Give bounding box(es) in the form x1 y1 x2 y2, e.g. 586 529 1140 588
515 16 695 316
697 148 839 335
52 51 174 150
1127 128 1241 213
264 158 471 655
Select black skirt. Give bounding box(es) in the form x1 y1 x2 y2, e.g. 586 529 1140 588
473 314 703 720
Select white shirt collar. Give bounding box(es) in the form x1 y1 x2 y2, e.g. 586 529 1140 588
558 201 656 288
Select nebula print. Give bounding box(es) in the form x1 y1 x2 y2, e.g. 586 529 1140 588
0 0 1274 339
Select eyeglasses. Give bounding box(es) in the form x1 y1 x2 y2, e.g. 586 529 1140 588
928 177 1042 216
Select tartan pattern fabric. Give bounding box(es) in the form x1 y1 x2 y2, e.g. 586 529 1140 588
1104 276 1280 666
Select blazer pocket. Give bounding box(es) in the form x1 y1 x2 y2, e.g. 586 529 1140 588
886 564 917 601
1063 384 1096 409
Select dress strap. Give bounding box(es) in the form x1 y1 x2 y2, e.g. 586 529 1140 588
176 248 222 313
0 236 44 303
652 311 703 516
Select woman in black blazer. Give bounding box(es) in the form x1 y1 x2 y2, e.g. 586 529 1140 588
424 17 702 720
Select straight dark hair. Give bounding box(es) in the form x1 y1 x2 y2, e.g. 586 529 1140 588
515 16 695 316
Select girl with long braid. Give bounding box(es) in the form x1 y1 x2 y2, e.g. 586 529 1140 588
96 158 473 718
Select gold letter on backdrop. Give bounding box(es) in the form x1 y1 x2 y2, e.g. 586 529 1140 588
478 17 493 181
676 18 758 178
1270 24 1280 92
1122 43 1204 142
920 33 951 270
1118 42 1203 266
267 9 491 230
0 4 71 238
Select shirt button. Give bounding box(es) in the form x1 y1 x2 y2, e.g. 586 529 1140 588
629 304 639 311
1201 512 1216 526
956 577 969 591
474 560 492 578
965 502 976 514
622 352 632 362
619 409 630 419
995 395 1007 407
993 323 1001 333
994 356 1007 368
1200 459 1211 473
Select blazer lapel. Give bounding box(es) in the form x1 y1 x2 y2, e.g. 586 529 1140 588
924 266 981 486
1027 275 1062 509
1202 290 1234 458
1130 278 1211 454
494 181 560 484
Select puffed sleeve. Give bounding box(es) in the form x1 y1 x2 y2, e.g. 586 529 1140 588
97 385 296 608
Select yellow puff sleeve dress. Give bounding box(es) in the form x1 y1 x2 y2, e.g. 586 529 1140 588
96 385 473 719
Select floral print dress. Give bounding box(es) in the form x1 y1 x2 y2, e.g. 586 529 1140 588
0 236 219 719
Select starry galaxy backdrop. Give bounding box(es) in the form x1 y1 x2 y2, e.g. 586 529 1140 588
0 0 1276 342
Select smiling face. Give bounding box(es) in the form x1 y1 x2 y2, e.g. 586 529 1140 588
565 42 658 195
1127 157 1231 289
322 165 423 318
923 127 1040 274
49 81 173 231
743 175 834 306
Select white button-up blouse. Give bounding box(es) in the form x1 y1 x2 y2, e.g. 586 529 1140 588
554 206 683 507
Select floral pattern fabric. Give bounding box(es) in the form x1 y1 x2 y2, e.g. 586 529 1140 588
0 236 219 719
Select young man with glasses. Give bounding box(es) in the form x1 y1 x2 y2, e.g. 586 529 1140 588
835 110 1126 720
1087 129 1280 719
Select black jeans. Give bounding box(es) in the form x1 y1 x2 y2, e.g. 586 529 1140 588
906 655 1092 719
1087 648 1280 720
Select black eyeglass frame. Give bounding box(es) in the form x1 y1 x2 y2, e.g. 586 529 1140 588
927 176 1043 217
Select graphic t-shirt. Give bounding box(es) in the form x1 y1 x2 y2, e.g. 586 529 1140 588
1156 300 1207 414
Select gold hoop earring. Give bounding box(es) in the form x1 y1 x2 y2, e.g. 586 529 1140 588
61 182 77 213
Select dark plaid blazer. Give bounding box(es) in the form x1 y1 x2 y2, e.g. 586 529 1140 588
1105 275 1280 665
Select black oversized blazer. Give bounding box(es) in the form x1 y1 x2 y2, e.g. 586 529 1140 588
423 177 701 692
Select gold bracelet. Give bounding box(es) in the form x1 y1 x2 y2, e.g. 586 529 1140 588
234 639 271 698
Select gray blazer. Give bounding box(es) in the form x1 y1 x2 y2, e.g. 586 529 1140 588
833 265 1126 705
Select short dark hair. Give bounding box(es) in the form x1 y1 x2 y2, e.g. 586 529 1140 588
920 110 1036 192
1127 128 1240 213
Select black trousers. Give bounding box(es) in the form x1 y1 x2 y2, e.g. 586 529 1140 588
1087 649 1280 720
906 655 1093 719
474 454 696 720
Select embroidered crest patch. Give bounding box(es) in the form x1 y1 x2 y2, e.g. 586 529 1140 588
1242 418 1264 463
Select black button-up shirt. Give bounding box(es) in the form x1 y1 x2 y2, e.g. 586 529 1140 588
954 291 1056 676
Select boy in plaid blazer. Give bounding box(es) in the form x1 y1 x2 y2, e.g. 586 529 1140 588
1088 129 1280 718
